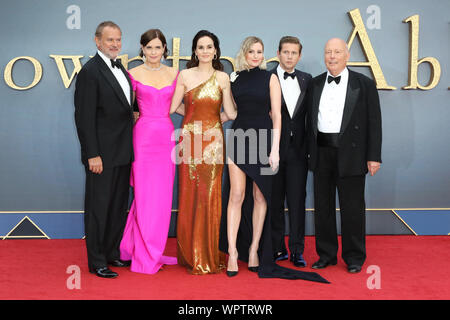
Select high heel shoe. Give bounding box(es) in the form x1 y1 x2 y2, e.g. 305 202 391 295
226 250 239 277
226 270 238 277
248 266 259 272
248 246 259 273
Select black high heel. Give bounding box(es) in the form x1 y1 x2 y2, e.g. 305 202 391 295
248 266 259 272
248 246 259 273
226 250 239 277
226 270 238 277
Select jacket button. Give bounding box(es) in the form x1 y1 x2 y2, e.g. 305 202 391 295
354 125 359 130
351 142 356 147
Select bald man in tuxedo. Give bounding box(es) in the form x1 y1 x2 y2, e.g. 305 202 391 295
307 38 382 273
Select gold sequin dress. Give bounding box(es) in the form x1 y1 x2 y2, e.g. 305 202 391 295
176 71 226 274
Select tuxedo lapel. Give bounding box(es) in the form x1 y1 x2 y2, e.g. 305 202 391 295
312 72 327 136
281 91 287 112
339 70 360 135
291 70 307 119
95 54 131 109
119 63 133 105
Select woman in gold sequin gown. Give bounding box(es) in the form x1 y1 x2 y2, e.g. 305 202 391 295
170 30 236 274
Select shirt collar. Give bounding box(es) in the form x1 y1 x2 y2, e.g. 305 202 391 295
327 67 348 80
277 64 296 80
97 50 114 69
326 67 348 85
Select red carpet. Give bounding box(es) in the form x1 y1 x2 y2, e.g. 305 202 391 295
0 236 448 300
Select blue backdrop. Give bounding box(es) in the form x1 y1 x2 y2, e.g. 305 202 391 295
0 0 449 238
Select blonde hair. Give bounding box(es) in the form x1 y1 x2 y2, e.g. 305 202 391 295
235 36 267 72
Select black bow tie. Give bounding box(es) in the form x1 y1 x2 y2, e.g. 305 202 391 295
327 75 341 84
284 71 296 80
110 59 122 69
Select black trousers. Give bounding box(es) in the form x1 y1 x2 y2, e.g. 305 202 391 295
313 146 366 266
271 144 308 255
84 164 130 269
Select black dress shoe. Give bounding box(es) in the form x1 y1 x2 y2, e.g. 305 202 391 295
108 259 131 267
89 267 118 278
273 251 289 262
290 253 307 268
311 258 337 269
347 264 362 273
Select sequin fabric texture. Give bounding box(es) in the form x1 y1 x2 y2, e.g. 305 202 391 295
176 71 226 274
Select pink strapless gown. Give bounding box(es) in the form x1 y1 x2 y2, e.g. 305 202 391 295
120 72 178 274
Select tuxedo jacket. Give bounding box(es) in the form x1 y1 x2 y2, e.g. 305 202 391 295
271 66 312 160
74 53 134 168
307 69 382 177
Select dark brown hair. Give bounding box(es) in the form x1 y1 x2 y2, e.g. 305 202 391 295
139 29 169 59
95 21 121 38
278 36 303 53
186 30 223 71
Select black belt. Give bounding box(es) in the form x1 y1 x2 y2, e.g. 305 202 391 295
317 132 339 148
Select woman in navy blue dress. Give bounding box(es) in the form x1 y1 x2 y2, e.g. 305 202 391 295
219 36 328 283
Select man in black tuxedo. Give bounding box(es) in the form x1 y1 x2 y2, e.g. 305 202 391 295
270 36 312 267
74 21 133 278
307 38 382 273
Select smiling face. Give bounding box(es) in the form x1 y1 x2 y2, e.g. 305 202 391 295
195 36 216 64
245 42 264 68
278 42 301 72
95 26 122 59
324 38 350 76
142 37 165 64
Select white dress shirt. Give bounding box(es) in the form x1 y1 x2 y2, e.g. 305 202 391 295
277 65 301 118
317 67 349 133
97 50 131 105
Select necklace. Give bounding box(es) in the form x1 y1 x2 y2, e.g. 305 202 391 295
143 63 162 71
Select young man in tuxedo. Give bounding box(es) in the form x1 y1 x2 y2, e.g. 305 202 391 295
307 38 382 273
270 36 312 267
74 21 134 278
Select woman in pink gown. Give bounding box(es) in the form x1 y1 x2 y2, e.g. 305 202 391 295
120 29 178 274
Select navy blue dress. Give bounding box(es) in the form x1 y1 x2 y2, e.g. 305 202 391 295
219 67 328 283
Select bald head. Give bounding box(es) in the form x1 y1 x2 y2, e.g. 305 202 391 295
325 38 349 52
324 38 350 76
